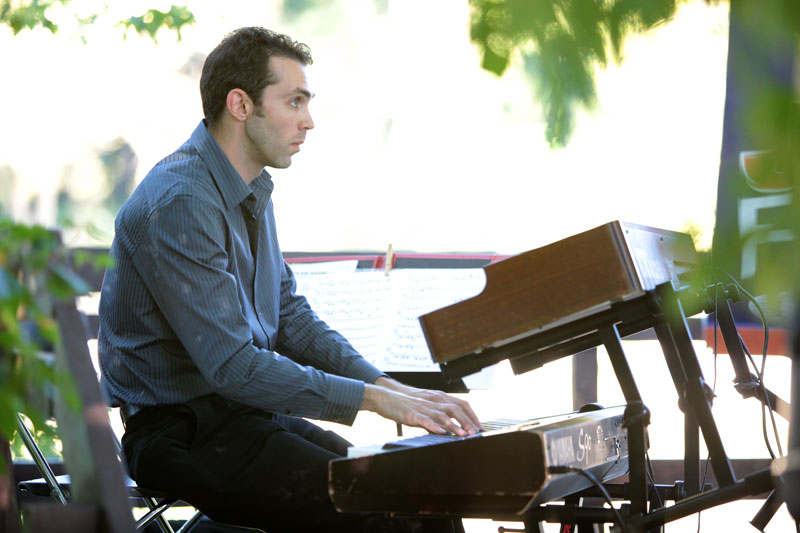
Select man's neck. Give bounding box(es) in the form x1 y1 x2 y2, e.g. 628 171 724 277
207 121 262 184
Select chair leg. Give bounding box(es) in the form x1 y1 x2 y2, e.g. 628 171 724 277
136 496 205 533
152 512 176 533
175 510 205 533
136 498 177 531
143 495 177 533
15 414 68 505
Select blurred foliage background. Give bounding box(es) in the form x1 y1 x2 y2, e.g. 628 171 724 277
2 0 799 522
4 0 791 294
0 0 731 256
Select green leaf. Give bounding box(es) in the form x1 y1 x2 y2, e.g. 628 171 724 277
0 0 70 35
469 0 684 147
48 262 91 298
0 265 21 300
117 4 196 43
1 1 195 42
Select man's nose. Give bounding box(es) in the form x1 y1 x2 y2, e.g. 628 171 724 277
302 109 315 131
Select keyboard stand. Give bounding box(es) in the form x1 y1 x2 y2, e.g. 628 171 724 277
506 281 780 532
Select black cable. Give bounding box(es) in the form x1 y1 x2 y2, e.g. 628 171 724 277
739 337 783 458
715 270 772 387
729 282 783 459
727 290 780 459
697 453 713 533
713 269 784 458
547 466 628 533
643 453 666 533
645 451 664 509
736 330 778 458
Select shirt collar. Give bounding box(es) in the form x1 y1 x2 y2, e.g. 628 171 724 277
190 120 274 218
248 173 273 220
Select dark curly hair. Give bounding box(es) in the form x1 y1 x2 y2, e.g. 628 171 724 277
200 27 313 127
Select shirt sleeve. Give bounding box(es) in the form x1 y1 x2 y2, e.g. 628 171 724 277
130 194 366 424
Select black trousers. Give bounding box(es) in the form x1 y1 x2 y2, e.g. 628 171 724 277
121 395 464 533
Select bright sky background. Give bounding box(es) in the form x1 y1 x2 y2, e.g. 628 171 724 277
0 0 729 255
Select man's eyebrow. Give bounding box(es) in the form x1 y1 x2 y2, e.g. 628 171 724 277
290 87 315 99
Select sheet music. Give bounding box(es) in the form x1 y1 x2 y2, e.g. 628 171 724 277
294 270 392 365
292 267 486 372
383 269 487 371
288 260 360 274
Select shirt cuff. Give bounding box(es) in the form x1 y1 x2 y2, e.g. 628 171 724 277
346 358 387 384
320 375 365 425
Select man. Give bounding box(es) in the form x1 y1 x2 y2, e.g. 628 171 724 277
98 26 481 533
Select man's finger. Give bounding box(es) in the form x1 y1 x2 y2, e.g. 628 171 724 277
436 402 482 435
420 391 484 432
417 414 448 435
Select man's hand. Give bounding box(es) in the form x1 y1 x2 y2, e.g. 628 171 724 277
361 376 484 436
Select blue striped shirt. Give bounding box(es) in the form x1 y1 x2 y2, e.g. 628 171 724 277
98 121 384 425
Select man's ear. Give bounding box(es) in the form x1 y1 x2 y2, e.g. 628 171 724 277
226 88 253 122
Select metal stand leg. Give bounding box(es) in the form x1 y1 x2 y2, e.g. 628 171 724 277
573 348 598 411
749 490 783 532
599 324 650 526
652 321 700 496
520 518 545 533
715 289 791 420
683 412 701 497
559 493 579 532
655 284 736 488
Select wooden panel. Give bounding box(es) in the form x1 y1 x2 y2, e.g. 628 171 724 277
420 221 698 364
52 299 136 533
0 439 20 533
420 222 637 363
21 503 100 533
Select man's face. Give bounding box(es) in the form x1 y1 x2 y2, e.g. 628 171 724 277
245 56 315 169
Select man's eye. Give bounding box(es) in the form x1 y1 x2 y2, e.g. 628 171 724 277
291 98 300 108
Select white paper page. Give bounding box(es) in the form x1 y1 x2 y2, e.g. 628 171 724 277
294 270 392 367
292 266 488 374
382 269 486 372
288 259 359 274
